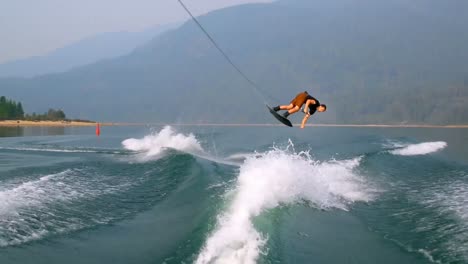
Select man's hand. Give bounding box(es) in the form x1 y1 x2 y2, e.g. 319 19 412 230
301 113 310 129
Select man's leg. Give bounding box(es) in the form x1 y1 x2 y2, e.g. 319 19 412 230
283 105 299 118
273 104 294 111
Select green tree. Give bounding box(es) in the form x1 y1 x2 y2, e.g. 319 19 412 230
16 102 24 119
0 97 6 120
46 108 66 121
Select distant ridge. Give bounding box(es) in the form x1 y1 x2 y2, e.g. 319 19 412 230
0 23 178 78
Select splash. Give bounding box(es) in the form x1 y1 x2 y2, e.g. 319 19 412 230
122 126 242 166
390 141 447 156
196 145 375 264
122 126 204 160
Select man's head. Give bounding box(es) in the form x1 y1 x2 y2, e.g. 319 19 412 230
317 104 327 112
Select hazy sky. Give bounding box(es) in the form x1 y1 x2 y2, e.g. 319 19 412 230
0 0 272 64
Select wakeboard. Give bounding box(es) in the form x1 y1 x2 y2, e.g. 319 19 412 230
266 105 293 127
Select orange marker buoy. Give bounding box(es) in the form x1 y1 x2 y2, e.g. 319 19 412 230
96 123 101 136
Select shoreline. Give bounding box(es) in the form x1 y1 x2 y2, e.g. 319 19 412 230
0 120 112 127
1 120 467 128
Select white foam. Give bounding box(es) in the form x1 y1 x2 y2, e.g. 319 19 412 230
414 179 468 262
0 169 130 247
0 170 79 246
0 170 73 215
196 146 375 264
443 182 468 222
226 152 257 161
122 126 204 160
390 141 447 156
121 126 241 166
428 182 468 231
417 249 443 264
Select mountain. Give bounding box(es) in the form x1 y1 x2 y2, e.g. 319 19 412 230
0 23 177 78
1 0 468 124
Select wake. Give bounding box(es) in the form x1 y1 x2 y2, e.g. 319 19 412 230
195 145 377 264
122 126 377 263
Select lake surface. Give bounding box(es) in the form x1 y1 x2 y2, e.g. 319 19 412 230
0 125 467 264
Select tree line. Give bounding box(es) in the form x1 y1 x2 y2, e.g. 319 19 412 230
0 96 24 120
0 96 66 121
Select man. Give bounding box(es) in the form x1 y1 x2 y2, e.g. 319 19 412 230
273 91 327 128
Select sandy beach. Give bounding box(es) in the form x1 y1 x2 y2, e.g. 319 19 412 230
0 120 109 127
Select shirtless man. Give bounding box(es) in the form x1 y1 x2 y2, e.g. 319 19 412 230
273 91 327 128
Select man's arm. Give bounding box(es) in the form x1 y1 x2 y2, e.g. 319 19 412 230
303 100 310 113
300 113 311 129
303 99 316 113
